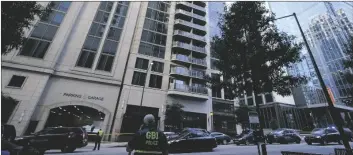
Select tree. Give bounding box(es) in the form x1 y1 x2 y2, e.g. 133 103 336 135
209 1 307 140
165 102 184 131
234 104 254 129
342 36 353 106
1 1 51 55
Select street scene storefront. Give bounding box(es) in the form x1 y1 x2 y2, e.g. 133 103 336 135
212 100 237 136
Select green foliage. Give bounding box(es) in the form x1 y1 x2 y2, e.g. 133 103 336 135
208 2 307 99
165 102 184 130
1 2 51 55
234 104 254 127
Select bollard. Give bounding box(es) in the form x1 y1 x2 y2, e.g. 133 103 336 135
261 143 267 155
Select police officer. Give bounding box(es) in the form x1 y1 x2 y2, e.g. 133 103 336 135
127 114 168 155
93 129 103 151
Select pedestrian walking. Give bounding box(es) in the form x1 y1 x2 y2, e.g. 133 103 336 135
93 129 103 151
127 114 168 155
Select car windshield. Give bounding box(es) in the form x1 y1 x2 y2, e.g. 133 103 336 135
311 128 325 134
273 129 285 134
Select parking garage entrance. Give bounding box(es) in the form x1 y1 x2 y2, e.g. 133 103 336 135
44 105 106 129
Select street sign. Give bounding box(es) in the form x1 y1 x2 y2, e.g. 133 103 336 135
249 115 259 124
327 87 335 104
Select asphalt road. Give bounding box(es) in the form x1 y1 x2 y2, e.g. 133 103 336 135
45 142 353 155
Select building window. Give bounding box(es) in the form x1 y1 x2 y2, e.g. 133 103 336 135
211 74 221 98
255 95 263 104
76 2 113 69
211 59 219 70
143 19 168 34
141 30 167 46
247 98 254 106
19 2 71 58
147 2 170 12
132 71 147 86
7 75 26 88
151 61 164 73
265 94 273 103
95 2 129 72
138 42 165 59
145 8 169 23
149 74 163 88
135 58 149 70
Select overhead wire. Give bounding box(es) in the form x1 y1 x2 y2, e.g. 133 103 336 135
296 3 320 16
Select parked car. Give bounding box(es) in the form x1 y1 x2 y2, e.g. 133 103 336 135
233 130 256 145
266 128 301 144
210 132 232 145
168 128 217 152
304 128 344 145
2 124 16 142
14 127 88 153
2 139 43 155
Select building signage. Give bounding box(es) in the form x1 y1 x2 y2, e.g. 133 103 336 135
62 93 104 101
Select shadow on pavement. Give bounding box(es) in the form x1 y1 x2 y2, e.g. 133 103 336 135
45 151 91 154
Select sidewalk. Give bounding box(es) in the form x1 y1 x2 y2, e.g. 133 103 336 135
87 142 128 148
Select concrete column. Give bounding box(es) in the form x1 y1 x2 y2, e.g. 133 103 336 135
35 107 50 132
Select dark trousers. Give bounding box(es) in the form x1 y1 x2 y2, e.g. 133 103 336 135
93 136 102 150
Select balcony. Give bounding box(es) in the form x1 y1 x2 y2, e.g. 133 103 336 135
191 58 207 68
171 54 191 64
174 30 191 38
175 19 206 32
192 45 207 56
172 41 207 57
172 41 193 52
190 70 206 80
190 3 206 13
170 67 190 77
168 83 208 100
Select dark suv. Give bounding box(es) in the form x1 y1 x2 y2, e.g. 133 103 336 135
14 127 88 153
266 128 301 144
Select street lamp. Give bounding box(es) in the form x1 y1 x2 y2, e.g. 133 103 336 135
273 13 352 153
139 62 154 114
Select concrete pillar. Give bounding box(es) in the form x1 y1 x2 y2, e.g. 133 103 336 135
35 108 50 132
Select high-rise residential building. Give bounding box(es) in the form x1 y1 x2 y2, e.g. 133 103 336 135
1 1 213 139
288 8 353 128
304 9 353 107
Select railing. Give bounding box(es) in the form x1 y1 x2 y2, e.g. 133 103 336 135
175 19 206 31
171 67 190 76
192 45 206 54
190 70 205 79
334 148 353 155
173 41 206 54
189 3 206 12
281 151 323 155
172 41 193 51
174 30 191 38
170 83 207 95
192 34 206 42
172 54 191 63
173 83 190 92
190 85 208 94
191 58 207 66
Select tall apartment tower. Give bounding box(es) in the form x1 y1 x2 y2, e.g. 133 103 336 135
1 1 214 138
304 9 353 106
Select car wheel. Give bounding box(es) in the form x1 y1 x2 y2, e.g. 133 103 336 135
236 143 240 146
61 145 75 153
320 140 327 146
268 140 273 144
245 140 249 145
296 139 301 144
338 140 343 145
223 140 228 145
306 141 312 145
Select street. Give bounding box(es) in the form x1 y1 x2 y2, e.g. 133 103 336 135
45 142 353 155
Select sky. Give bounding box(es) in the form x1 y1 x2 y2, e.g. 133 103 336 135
225 1 353 40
